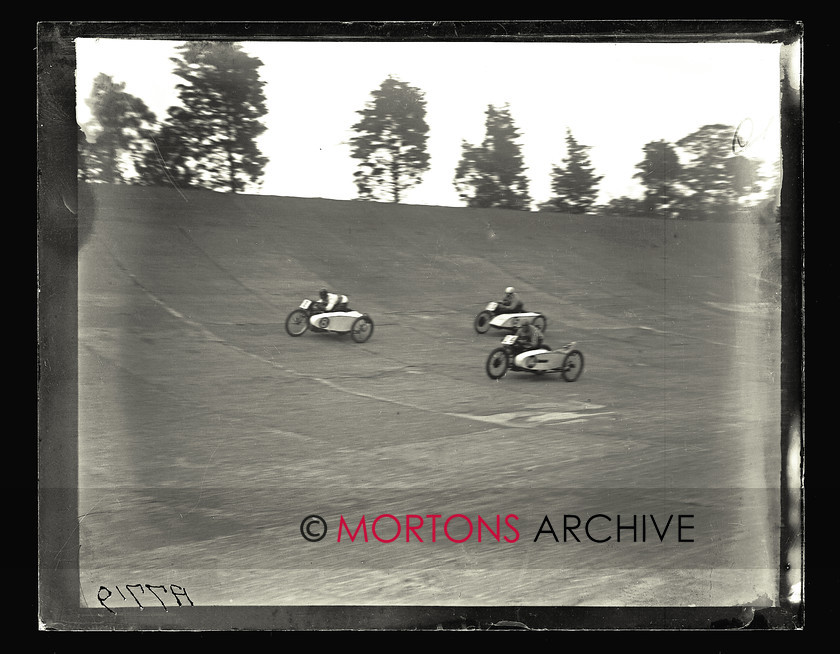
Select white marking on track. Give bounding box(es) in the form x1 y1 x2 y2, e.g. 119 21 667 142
452 409 613 428
705 301 779 314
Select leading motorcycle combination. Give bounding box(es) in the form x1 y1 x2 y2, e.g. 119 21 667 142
285 298 374 344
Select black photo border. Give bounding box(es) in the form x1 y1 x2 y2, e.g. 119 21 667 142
37 19 805 632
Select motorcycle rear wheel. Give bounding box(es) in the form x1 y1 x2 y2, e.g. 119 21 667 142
474 310 493 334
561 350 584 382
350 315 374 343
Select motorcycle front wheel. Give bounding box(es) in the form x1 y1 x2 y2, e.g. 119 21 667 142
285 309 310 336
486 347 510 380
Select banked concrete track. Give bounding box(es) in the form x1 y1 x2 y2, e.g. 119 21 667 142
75 184 784 615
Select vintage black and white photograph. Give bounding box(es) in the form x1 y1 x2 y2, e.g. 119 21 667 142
38 21 804 631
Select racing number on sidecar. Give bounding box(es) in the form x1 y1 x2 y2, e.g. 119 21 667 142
318 317 330 329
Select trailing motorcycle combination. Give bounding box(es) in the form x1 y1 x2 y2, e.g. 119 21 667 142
474 301 547 335
485 333 584 382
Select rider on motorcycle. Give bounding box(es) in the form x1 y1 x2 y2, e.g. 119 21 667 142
515 323 545 351
498 286 524 313
317 288 350 312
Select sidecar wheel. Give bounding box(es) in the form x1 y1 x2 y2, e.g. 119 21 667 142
531 314 547 333
561 350 584 382
474 310 493 334
285 309 309 337
350 315 374 343
486 347 510 380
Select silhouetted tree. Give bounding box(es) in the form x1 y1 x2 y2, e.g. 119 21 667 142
601 195 647 217
137 42 268 193
633 139 683 215
136 106 200 189
78 123 92 184
454 104 531 210
79 73 157 184
544 129 603 213
349 77 430 203
675 123 758 216
726 154 763 196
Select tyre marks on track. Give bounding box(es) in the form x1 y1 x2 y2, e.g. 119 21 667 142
120 269 613 431
104 263 481 425
98 230 615 433
175 225 281 311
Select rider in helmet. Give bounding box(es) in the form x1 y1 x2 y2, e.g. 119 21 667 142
318 288 350 312
515 322 545 351
499 286 524 313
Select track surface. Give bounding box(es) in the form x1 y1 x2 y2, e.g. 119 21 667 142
77 185 784 610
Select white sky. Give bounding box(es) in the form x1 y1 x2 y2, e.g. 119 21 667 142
75 38 785 208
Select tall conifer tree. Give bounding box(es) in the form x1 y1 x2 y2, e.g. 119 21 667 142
544 129 603 214
349 76 430 203
138 42 268 193
453 104 531 210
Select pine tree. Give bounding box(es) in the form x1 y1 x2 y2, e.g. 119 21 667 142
544 129 603 214
138 42 268 193
633 139 683 215
349 76 430 203
453 104 531 210
80 73 157 184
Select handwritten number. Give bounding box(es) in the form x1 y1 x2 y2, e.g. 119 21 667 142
145 585 169 611
125 584 145 608
97 586 115 614
96 583 193 610
170 584 195 607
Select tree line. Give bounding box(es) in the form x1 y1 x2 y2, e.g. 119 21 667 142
79 41 777 219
